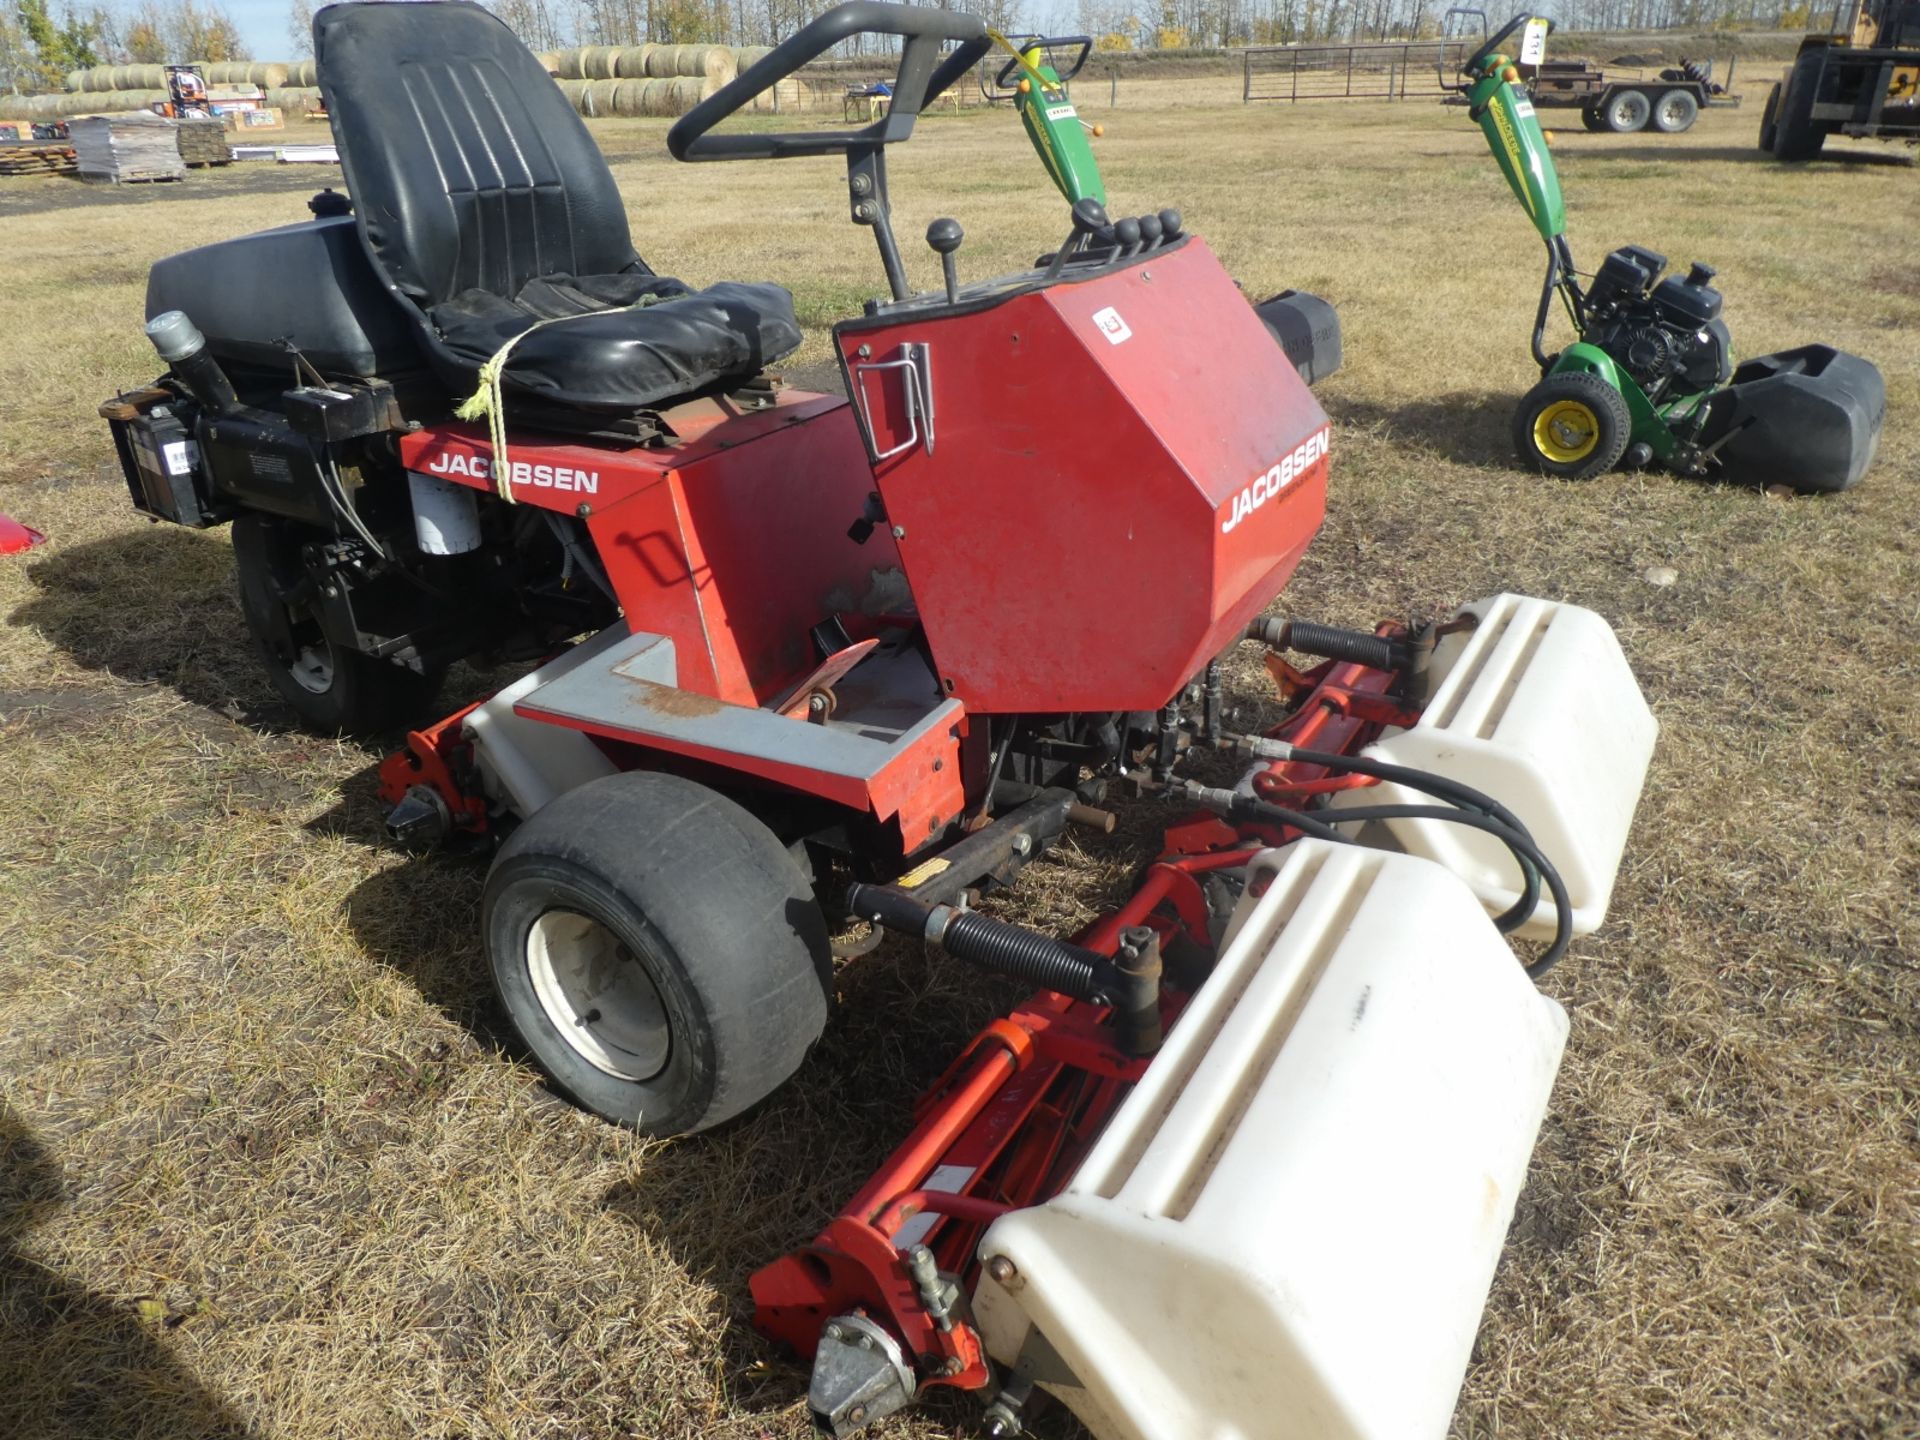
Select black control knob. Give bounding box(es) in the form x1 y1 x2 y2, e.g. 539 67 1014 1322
1114 216 1142 254
1071 197 1110 235
926 217 964 303
1158 208 1183 240
1137 212 1164 247
308 187 352 217
1685 261 1717 285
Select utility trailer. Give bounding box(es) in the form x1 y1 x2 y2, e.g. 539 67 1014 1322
1760 0 1920 158
1527 54 1737 133
1442 10 1736 132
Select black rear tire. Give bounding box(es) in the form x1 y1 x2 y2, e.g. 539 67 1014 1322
1772 56 1826 159
483 771 833 1137
231 515 442 734
1581 104 1608 132
1652 88 1698 133
1513 371 1634 481
1757 81 1781 152
1603 88 1651 133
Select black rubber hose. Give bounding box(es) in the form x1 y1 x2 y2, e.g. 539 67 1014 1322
1306 803 1574 979
1280 746 1543 932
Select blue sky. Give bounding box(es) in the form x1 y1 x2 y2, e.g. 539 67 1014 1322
232 0 299 59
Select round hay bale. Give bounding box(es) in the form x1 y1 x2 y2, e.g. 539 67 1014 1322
732 45 773 70
577 45 623 80
635 78 678 116
609 79 648 115
532 51 561 73
64 69 88 92
692 44 735 80
641 44 683 77
578 78 622 115
292 59 318 86
131 64 168 90
612 44 658 78
267 86 321 113
248 62 290 89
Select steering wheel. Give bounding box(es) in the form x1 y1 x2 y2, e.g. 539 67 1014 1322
986 35 1093 99
669 1 991 162
1464 11 1532 77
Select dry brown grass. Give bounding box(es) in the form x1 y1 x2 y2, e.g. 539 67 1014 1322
2 78 1917 1440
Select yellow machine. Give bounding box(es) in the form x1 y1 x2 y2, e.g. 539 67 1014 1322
1760 0 1920 158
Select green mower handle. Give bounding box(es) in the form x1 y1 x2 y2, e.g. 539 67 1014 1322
994 34 1107 207
1463 14 1564 243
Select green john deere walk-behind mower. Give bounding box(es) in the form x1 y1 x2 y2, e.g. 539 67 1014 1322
987 31 1341 384
1454 15 1885 491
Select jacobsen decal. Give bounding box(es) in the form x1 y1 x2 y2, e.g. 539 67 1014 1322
426 449 600 494
1220 427 1330 534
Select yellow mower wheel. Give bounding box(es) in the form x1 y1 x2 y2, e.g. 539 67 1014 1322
1533 399 1601 463
1513 371 1632 481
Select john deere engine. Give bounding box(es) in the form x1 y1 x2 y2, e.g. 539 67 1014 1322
1580 245 1733 400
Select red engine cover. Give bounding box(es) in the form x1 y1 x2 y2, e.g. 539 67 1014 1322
837 237 1329 714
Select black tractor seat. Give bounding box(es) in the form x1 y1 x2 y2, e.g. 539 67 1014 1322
314 0 800 415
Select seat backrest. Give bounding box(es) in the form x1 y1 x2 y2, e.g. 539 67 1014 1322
315 0 639 313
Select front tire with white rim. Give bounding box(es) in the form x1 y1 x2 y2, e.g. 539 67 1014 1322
482 770 833 1136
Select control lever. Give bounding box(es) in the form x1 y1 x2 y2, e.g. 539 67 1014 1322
926 217 963 303
1044 197 1110 281
1158 207 1183 240
1685 260 1717 286
1113 215 1142 257
1136 212 1164 249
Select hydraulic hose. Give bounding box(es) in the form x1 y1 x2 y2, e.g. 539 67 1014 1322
1181 785 1574 981
1275 744 1543 933
1304 802 1574 979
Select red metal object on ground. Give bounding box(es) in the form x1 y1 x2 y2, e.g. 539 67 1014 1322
0 514 46 555
748 648 1409 1399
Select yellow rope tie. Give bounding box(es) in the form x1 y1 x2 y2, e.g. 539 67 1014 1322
451 316 566 504
450 295 670 504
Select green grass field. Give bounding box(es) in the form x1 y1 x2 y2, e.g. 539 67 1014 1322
1 76 1916 1440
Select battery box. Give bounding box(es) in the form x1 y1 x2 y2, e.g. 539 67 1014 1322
102 388 227 528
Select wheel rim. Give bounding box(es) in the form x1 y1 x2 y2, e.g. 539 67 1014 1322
526 910 672 1081
287 636 334 694
1658 95 1691 128
1612 94 1648 128
1533 399 1602 463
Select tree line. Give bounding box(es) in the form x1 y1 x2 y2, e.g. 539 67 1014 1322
2 0 1833 96
2 0 245 92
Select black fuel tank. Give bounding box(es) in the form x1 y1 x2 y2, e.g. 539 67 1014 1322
146 216 423 380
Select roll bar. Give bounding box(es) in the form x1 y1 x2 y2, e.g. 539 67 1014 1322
667 2 989 162
667 2 991 303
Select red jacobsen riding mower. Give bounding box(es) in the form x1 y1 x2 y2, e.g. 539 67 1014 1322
102 3 1657 1436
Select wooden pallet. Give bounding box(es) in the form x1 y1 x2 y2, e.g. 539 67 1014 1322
0 145 77 177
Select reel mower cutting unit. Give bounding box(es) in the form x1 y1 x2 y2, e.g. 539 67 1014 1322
1455 14 1885 491
103 3 1657 1437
